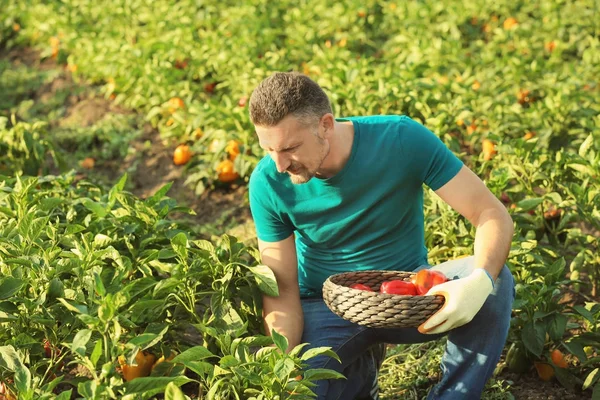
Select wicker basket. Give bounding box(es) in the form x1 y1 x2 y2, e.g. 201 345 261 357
322 270 445 328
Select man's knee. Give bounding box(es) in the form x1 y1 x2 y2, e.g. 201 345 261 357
481 264 515 321
494 264 516 302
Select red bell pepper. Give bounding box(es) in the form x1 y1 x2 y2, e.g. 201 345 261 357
350 283 373 291
410 270 449 295
379 280 418 295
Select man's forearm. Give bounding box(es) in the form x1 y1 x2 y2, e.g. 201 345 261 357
473 207 514 280
262 291 304 353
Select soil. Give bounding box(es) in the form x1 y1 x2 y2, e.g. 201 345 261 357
498 371 588 400
88 114 254 241
1 47 594 400
2 46 253 240
116 122 254 240
493 352 590 400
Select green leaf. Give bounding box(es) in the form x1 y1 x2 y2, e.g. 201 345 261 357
192 239 215 253
219 355 240 368
184 361 214 377
583 368 599 391
81 198 107 218
544 192 563 205
237 335 274 350
569 250 586 274
90 340 102 368
0 302 18 313
288 343 310 358
158 249 177 259
271 329 288 353
77 380 96 398
206 377 226 400
65 224 86 235
123 277 157 299
72 329 92 357
15 362 32 394
554 366 575 391
521 321 545 357
563 341 587 363
171 346 215 363
300 347 341 363
303 368 346 381
94 272 106 297
43 374 65 394
567 163 594 175
128 325 168 350
0 345 23 371
546 258 566 283
94 234 112 247
153 278 181 298
593 383 600 400
108 174 128 206
579 134 594 157
516 197 544 211
214 364 232 377
39 197 63 212
55 390 73 400
274 358 295 381
47 278 64 300
98 301 115 323
57 298 88 314
573 305 595 323
580 332 600 342
77 314 100 327
246 264 279 296
5 258 32 268
18 212 34 239
221 305 245 335
29 216 49 242
547 314 567 341
124 376 193 395
129 299 165 323
0 206 15 217
0 346 30 393
284 381 315 395
146 182 173 207
533 311 554 320
98 246 125 268
171 232 188 260
0 277 25 300
164 381 186 400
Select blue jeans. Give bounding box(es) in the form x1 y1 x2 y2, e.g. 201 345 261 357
300 256 516 400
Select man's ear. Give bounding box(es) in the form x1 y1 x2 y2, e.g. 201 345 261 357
320 113 335 137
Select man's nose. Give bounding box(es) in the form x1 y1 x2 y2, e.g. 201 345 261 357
272 152 290 173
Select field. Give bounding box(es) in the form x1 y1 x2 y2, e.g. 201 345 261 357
1 0 599 399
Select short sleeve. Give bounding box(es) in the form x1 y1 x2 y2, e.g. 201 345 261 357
400 117 464 190
249 170 295 242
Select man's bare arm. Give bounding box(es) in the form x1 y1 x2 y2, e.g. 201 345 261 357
258 234 303 353
434 165 514 280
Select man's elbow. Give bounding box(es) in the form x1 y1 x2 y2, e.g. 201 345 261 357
476 203 514 231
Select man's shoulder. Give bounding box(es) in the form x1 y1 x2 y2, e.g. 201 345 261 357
345 114 410 125
349 114 417 136
348 115 422 146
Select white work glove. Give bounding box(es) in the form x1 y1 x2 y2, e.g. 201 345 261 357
418 269 494 335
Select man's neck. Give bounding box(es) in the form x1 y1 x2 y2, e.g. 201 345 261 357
316 121 355 178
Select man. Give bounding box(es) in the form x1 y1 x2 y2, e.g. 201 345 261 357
247 71 515 399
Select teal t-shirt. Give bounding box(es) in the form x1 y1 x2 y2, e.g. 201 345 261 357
249 115 464 297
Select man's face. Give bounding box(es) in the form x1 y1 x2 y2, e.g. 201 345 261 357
255 115 330 184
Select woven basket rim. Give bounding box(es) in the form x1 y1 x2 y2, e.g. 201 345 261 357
322 269 446 328
323 269 445 299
